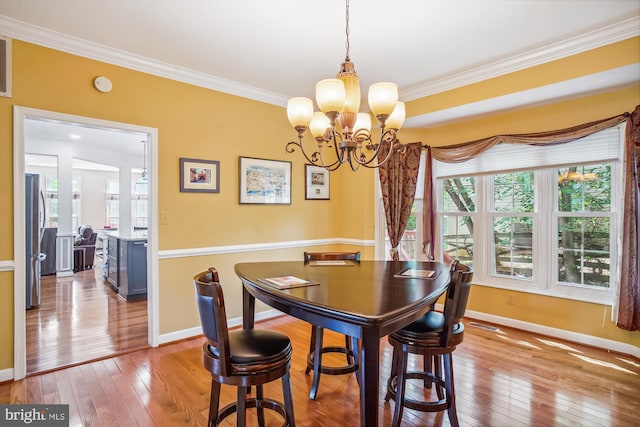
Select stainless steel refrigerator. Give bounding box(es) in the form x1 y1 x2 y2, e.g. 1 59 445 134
25 173 46 309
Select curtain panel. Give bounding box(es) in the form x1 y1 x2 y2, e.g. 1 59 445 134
618 105 640 331
421 108 638 330
378 142 422 260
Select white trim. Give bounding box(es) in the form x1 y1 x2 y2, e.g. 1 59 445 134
0 260 14 272
464 309 640 359
164 305 640 360
405 63 640 128
13 107 27 381
0 14 637 109
158 238 375 259
401 16 640 101
13 106 160 380
0 16 286 107
158 309 282 345
0 368 14 382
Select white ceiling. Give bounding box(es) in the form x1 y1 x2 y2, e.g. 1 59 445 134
2 0 639 147
24 118 148 167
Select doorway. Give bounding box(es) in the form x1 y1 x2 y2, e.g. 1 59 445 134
13 106 159 379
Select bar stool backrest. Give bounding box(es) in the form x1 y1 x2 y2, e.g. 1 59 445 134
441 262 473 347
193 268 232 377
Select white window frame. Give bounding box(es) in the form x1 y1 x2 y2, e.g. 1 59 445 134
105 178 119 228
376 125 624 305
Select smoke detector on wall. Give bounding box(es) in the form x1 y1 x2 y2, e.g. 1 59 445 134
93 76 112 93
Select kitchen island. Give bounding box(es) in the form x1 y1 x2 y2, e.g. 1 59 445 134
105 230 147 301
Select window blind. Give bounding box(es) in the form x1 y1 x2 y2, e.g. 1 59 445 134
434 125 623 178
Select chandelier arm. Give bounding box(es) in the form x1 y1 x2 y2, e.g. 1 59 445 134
330 128 348 164
284 0 403 172
317 149 344 171
286 140 323 166
358 137 390 166
362 129 399 167
348 151 360 171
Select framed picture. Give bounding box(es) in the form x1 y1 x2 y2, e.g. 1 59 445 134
305 164 330 200
239 157 291 204
180 158 220 193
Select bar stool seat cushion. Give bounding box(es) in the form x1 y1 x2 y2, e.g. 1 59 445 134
396 311 465 345
208 329 292 364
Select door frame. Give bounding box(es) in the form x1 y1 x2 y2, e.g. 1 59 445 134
13 106 160 380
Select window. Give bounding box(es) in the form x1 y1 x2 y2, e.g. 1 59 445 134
556 164 612 288
45 176 58 227
376 125 624 304
105 178 119 228
72 177 80 231
491 171 534 279
442 177 476 268
133 174 148 229
382 201 421 260
45 175 80 229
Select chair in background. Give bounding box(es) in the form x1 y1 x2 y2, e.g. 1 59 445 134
74 225 97 272
40 227 57 276
384 261 473 427
302 251 361 400
194 268 295 426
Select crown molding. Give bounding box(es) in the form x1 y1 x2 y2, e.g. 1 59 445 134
0 14 637 108
0 15 288 106
404 63 640 128
401 15 640 101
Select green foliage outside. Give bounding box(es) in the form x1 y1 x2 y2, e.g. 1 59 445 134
442 164 612 287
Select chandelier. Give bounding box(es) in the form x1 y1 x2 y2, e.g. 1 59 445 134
285 0 406 171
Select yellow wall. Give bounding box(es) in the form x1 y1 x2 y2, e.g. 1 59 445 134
404 36 640 349
407 37 640 119
1 37 638 372
429 87 640 348
0 41 372 371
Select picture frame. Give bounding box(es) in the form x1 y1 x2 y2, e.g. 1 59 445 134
180 158 220 193
305 164 330 200
239 157 291 204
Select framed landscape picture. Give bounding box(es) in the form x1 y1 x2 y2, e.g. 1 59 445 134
305 164 330 200
180 158 220 193
239 157 291 204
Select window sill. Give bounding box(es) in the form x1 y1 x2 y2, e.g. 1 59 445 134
472 278 614 306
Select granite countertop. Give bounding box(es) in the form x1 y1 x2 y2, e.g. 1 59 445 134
103 230 148 241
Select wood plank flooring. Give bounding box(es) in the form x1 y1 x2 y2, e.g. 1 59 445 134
26 259 148 374
5 314 639 426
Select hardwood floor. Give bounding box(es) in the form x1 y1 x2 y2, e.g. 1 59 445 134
26 258 148 374
5 314 639 426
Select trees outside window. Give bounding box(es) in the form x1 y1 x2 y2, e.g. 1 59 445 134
556 164 612 288
377 125 622 304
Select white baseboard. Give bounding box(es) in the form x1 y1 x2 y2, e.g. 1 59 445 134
162 306 639 358
0 368 14 382
464 308 640 359
158 309 283 345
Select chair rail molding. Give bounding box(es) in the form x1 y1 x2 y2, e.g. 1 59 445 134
158 237 374 259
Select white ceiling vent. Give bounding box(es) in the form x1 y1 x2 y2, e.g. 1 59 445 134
0 35 12 98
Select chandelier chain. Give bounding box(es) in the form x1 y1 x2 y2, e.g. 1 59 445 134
285 0 406 171
345 0 350 61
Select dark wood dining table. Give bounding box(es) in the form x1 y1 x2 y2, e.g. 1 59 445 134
235 260 450 427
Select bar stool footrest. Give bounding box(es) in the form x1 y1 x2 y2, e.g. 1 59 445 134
306 346 358 375
386 371 449 413
217 397 290 426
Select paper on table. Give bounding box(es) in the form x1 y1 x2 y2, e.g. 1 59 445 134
309 260 355 266
257 275 319 289
394 268 436 279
